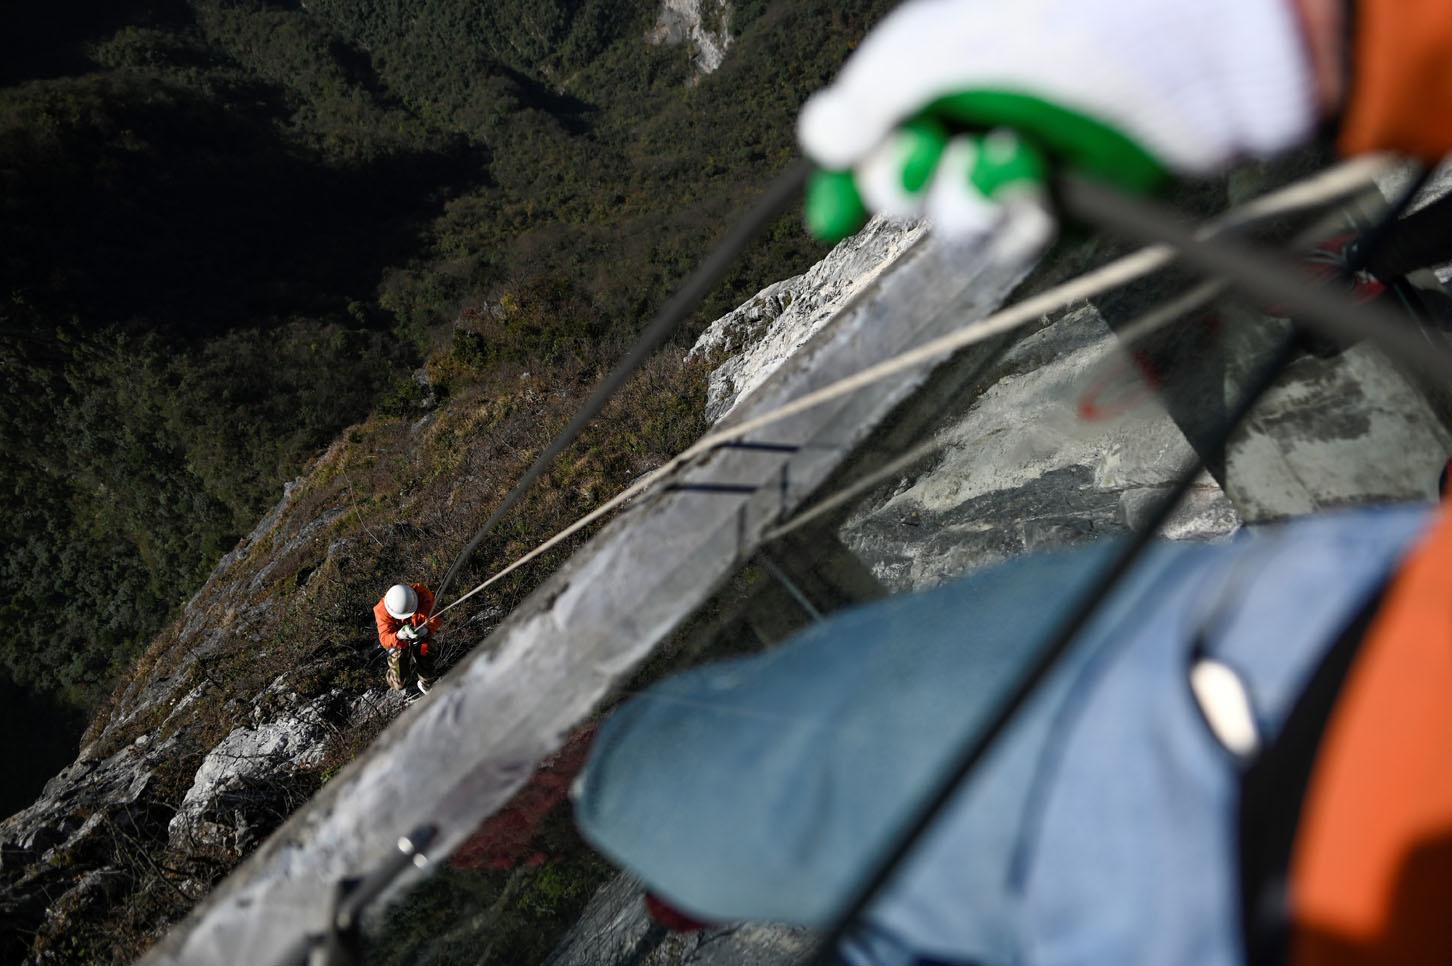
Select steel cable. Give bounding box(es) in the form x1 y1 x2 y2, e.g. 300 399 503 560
429 160 813 613
431 155 1406 622
801 163 1434 965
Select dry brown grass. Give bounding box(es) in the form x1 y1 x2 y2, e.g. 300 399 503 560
36 344 711 964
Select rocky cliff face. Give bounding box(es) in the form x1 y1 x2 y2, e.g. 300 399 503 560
6 155 1448 965
684 225 1245 600
690 217 927 421
0 341 691 959
689 175 1449 593
0 440 421 960
840 302 1242 591
648 0 734 75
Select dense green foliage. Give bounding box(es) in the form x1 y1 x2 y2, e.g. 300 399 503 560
1 0 898 816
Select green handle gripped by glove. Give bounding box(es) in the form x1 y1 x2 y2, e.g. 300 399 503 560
799 0 1320 245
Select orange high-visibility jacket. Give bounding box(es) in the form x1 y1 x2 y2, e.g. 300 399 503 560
1341 0 1452 158
1248 19 1452 953
1289 506 1452 965
373 583 441 650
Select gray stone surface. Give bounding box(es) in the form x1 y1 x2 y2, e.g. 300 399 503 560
167 703 330 851
0 740 168 870
828 175 1452 592
1221 331 1452 519
691 217 927 422
0 736 181 948
648 0 734 75
841 303 1241 591
546 874 810 966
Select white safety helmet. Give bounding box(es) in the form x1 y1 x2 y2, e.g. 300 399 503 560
384 584 418 620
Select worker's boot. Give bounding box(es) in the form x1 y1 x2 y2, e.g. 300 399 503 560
414 641 438 695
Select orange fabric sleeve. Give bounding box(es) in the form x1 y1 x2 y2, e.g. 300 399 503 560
414 584 442 634
1289 506 1452 965
374 599 405 650
1338 0 1452 158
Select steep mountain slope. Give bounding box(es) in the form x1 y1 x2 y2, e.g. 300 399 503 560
8 4 1451 963
2 6 922 954
1 0 895 818
0 344 710 962
8 159 1450 964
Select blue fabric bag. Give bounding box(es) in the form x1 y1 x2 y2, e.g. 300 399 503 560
573 506 1434 966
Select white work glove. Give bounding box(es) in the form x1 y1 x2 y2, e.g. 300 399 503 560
397 625 418 642
799 0 1320 245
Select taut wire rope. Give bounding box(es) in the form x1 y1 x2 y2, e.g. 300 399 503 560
764 182 1405 542
431 154 1408 623
428 160 813 613
800 161 1436 964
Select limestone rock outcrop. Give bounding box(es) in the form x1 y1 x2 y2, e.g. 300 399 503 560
690 217 927 422
546 874 811 966
841 303 1242 591
648 0 734 75
166 700 331 852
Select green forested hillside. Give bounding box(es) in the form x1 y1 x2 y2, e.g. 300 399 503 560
1 0 896 816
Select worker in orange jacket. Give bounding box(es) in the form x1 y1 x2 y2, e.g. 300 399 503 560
373 583 441 695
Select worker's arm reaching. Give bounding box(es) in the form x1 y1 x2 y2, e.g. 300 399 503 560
414 585 440 637
373 601 407 650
